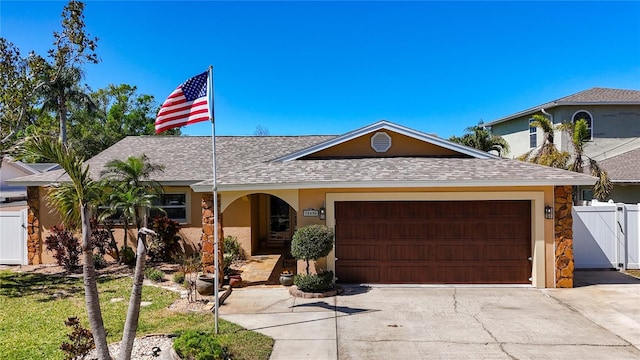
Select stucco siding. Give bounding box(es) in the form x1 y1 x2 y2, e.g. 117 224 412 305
493 105 640 159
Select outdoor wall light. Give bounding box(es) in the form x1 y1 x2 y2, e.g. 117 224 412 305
319 207 326 220
544 205 554 219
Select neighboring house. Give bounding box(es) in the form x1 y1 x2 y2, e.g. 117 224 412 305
10 121 596 288
486 87 640 203
0 157 59 204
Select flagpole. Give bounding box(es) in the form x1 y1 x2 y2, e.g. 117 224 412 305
208 65 220 334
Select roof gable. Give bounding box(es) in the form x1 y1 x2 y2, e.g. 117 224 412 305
274 120 496 161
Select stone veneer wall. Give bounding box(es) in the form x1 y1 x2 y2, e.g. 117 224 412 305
27 186 42 265
202 193 224 284
554 185 574 288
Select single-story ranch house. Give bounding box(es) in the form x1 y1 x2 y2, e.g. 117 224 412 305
11 121 596 288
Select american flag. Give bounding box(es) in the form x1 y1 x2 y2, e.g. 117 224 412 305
155 71 210 133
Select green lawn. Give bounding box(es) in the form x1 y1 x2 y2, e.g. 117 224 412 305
0 270 273 360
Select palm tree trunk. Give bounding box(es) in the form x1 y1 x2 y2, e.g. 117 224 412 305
59 96 67 145
81 203 111 359
117 230 147 360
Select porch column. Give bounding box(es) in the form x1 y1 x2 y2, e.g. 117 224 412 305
202 193 224 285
27 186 42 265
554 185 574 288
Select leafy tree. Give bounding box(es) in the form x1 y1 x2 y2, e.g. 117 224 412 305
291 225 334 275
0 39 39 161
254 125 270 136
69 84 180 159
449 121 510 156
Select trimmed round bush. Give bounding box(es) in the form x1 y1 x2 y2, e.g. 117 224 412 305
291 225 334 274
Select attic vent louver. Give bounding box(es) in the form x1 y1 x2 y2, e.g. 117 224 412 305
371 132 392 152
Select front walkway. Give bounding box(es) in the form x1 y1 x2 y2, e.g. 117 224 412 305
220 272 640 360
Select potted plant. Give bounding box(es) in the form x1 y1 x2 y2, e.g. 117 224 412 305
279 270 294 286
290 225 335 292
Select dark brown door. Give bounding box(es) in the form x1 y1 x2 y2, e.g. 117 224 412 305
335 200 531 284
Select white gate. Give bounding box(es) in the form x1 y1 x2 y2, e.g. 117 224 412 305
573 204 640 269
0 209 28 265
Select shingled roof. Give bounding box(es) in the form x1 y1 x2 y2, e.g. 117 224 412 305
486 87 640 126
598 147 640 183
10 122 597 190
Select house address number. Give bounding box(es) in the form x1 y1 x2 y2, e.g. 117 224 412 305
303 208 319 217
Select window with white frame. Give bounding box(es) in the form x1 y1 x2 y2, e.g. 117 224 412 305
529 118 537 148
572 110 593 141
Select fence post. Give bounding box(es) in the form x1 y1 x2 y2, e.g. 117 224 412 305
616 203 627 270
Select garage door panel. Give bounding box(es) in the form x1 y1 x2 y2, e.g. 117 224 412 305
335 200 531 284
338 266 380 283
337 244 380 260
385 266 433 283
386 245 430 261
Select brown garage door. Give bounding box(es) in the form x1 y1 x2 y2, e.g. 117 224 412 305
335 200 531 284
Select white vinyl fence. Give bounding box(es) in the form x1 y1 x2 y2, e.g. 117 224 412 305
0 209 28 265
572 203 640 269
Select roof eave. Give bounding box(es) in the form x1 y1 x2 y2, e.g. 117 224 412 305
191 178 597 193
486 101 640 127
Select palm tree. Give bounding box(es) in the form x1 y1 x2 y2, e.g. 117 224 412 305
98 155 163 360
20 136 111 359
519 115 612 202
99 155 164 250
566 118 612 201
449 122 510 156
517 114 570 169
37 64 95 145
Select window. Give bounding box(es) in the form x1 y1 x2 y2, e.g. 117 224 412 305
581 189 594 205
151 193 187 223
529 118 537 148
572 110 593 141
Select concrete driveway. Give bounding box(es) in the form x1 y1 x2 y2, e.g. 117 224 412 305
219 271 640 360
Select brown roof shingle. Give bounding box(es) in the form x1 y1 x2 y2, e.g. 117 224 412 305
598 147 640 182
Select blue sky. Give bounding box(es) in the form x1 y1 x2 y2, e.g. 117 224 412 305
2 1 639 137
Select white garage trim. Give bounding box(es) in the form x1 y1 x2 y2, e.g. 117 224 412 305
325 191 546 288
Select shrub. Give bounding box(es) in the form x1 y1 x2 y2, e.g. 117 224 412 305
120 246 136 265
92 254 108 270
44 225 81 272
60 316 94 360
223 254 233 277
144 268 165 282
89 219 114 257
223 235 244 262
291 225 334 274
294 271 334 292
148 216 182 262
173 330 226 360
173 271 186 284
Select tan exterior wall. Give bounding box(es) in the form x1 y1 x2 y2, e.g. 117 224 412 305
491 105 640 159
304 130 461 158
32 186 205 264
222 195 252 257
